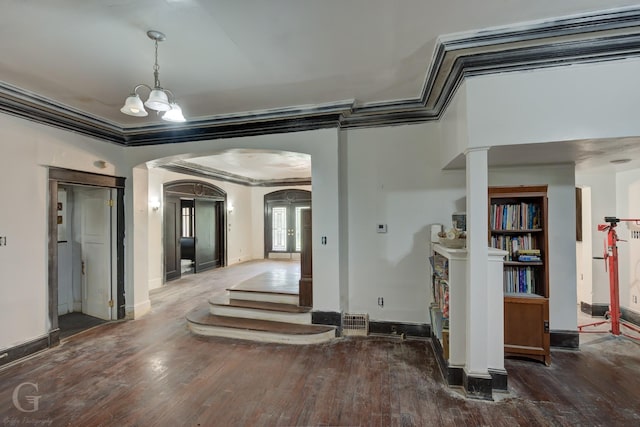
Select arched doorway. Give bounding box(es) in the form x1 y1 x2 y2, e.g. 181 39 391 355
164 181 227 282
264 189 311 259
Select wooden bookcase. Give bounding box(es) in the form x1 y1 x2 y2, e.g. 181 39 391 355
488 185 550 365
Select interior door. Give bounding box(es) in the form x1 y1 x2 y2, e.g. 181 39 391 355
76 187 112 320
299 208 313 307
164 196 181 281
194 199 221 272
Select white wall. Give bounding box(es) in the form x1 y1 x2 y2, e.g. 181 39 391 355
466 57 640 148
615 168 640 314
575 169 618 304
489 165 577 331
345 123 466 323
438 81 470 169
0 113 124 351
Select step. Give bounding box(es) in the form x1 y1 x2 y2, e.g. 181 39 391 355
227 288 299 305
209 295 311 324
186 308 336 345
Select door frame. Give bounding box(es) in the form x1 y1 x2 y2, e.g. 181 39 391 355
163 180 227 281
48 168 126 346
264 189 312 258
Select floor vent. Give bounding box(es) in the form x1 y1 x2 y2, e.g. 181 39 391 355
342 313 369 336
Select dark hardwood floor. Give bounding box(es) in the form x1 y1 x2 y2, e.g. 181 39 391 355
1 259 639 426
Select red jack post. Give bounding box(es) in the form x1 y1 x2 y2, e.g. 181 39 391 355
578 217 640 341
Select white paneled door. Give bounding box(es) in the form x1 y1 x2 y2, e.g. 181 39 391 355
76 187 113 321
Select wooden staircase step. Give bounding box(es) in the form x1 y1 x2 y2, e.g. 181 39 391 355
226 287 298 296
212 298 310 313
226 289 299 305
186 307 336 345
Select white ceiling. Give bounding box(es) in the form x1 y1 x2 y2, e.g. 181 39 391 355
187 149 311 181
3 1 640 177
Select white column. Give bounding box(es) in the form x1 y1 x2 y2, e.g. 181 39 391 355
465 147 490 377
126 165 151 319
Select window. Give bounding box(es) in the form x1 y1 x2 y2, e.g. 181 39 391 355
272 206 287 251
182 206 194 237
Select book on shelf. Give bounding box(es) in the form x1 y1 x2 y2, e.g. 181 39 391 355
503 266 537 294
517 249 541 255
517 255 541 262
490 234 538 261
490 202 542 230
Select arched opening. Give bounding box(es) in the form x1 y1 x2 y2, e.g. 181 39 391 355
164 180 227 282
264 189 312 259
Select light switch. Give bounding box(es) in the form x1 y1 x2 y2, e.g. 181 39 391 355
377 224 387 233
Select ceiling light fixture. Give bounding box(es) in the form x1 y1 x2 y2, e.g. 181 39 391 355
610 158 631 164
120 30 186 122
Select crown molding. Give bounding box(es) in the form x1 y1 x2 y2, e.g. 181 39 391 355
161 160 312 187
2 7 640 145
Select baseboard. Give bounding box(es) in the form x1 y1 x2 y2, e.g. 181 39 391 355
550 330 579 349
489 368 508 391
126 299 151 320
463 370 493 401
430 329 463 386
311 311 341 327
368 321 430 338
621 307 640 327
0 330 59 369
580 301 608 317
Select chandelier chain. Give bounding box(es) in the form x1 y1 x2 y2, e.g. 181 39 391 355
153 39 161 88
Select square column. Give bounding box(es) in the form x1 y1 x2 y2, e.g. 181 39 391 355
464 147 492 399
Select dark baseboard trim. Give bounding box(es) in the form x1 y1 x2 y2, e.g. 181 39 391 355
430 330 463 387
0 329 59 368
550 330 579 349
621 307 640 327
463 371 494 401
369 321 430 338
489 369 508 391
311 311 341 328
580 301 608 317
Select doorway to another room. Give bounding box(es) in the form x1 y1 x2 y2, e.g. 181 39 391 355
164 181 227 282
264 189 311 260
49 169 125 342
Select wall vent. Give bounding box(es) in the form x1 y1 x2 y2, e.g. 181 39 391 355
626 221 640 239
342 313 369 336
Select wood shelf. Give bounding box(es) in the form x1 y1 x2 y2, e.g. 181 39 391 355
489 185 550 366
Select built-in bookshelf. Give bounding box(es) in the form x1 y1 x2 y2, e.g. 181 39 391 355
429 245 466 386
488 185 551 366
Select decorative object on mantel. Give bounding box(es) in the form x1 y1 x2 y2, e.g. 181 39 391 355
438 226 466 249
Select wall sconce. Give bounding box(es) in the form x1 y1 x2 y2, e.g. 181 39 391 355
150 198 161 211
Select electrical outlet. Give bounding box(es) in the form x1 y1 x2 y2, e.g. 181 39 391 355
377 297 384 307
633 295 638 304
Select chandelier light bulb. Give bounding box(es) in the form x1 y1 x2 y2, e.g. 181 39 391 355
120 94 148 117
162 103 186 122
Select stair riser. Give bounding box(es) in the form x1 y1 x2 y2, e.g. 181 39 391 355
210 305 311 324
188 322 335 345
228 290 299 305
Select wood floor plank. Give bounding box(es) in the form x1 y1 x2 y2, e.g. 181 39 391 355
1 260 639 426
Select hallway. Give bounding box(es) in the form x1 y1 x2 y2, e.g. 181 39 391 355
1 260 639 426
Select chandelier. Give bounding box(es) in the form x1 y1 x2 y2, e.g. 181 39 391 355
120 30 186 122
